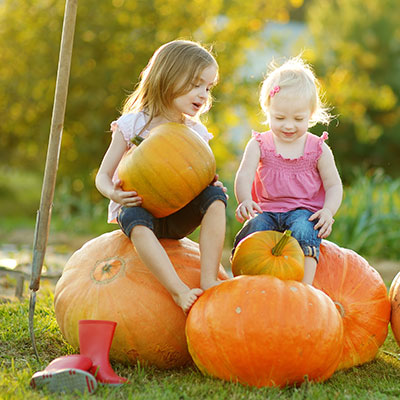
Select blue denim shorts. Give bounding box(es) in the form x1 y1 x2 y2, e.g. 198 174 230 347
117 185 227 239
232 208 321 261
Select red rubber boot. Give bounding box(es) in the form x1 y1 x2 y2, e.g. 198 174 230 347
30 355 97 394
44 355 93 372
79 320 128 385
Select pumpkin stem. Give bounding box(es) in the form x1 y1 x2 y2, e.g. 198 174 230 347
334 301 346 317
271 230 292 256
130 135 145 146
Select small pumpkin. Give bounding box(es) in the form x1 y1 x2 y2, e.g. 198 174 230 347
314 240 391 370
231 230 304 281
117 122 216 218
186 275 344 387
54 230 228 369
389 272 400 347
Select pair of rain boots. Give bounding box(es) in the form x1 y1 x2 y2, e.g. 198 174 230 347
30 320 127 395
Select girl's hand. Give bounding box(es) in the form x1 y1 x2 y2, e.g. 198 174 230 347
211 174 229 199
309 208 335 238
235 200 262 223
111 179 142 207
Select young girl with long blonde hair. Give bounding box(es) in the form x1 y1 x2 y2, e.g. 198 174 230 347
96 40 227 312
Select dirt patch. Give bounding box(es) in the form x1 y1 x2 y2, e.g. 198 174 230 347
0 229 94 301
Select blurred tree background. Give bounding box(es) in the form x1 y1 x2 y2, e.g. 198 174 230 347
306 0 400 181
0 0 399 255
0 0 296 185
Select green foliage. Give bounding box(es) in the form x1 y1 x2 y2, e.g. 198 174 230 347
0 166 41 217
305 0 400 179
1 290 400 399
50 177 113 235
330 170 400 259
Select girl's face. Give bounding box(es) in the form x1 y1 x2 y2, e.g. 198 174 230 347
268 91 312 143
169 64 218 121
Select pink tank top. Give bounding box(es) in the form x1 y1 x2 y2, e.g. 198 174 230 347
251 130 328 213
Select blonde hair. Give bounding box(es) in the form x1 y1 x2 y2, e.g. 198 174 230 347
259 56 332 127
122 40 218 131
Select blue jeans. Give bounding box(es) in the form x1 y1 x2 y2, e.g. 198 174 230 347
117 185 227 239
232 208 321 261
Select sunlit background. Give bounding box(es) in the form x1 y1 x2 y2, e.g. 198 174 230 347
0 0 399 266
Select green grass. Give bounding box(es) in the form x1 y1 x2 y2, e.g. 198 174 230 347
1 287 400 399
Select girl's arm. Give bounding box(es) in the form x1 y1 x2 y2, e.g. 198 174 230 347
310 142 343 238
95 128 142 207
234 138 263 222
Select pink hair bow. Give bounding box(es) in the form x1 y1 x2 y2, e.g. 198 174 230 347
269 86 280 98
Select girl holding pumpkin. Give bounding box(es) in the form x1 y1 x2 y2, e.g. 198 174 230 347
233 56 343 285
96 40 227 313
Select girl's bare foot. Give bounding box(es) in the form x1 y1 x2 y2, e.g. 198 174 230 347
173 288 203 313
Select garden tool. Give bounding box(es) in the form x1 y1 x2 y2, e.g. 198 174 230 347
30 354 97 394
79 319 128 385
29 0 78 360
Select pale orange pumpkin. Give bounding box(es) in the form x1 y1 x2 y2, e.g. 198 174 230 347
389 272 400 347
54 230 228 369
231 230 304 281
117 122 216 218
186 275 344 387
314 240 391 370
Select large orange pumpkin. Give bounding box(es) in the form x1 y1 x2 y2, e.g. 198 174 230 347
117 122 216 218
389 272 400 347
231 230 304 281
314 240 391 370
54 230 228 369
186 275 344 387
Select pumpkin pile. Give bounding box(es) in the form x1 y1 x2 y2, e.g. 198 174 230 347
117 122 216 218
54 224 391 387
185 231 391 387
54 230 228 369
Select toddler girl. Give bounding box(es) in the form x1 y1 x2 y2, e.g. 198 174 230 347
233 56 342 285
96 40 227 312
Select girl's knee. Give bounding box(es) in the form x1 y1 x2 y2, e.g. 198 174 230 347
290 220 319 244
289 223 321 261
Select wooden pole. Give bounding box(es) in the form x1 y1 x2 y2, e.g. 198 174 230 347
29 0 78 359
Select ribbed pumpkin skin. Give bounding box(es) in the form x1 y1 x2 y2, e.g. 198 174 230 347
231 230 304 281
186 275 343 387
54 230 228 369
389 272 400 347
314 240 390 370
117 122 216 218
